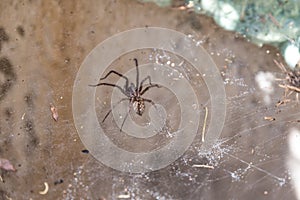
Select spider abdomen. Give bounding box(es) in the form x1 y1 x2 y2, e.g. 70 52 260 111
132 97 145 116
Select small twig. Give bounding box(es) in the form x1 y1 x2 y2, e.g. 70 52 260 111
274 59 287 73
264 116 275 121
240 0 248 21
202 107 208 142
268 13 281 28
276 99 291 107
279 84 300 93
192 164 214 169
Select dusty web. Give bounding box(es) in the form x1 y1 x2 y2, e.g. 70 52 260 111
64 34 300 200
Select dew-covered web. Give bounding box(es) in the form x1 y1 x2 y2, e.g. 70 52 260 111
67 32 300 199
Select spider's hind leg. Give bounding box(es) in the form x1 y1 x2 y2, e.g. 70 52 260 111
120 111 130 132
101 98 130 123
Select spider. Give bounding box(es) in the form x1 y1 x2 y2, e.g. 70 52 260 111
89 58 161 131
274 59 300 106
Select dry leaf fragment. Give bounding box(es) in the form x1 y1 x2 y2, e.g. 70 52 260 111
0 158 16 171
50 104 58 121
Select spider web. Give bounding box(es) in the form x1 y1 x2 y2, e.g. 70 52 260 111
66 41 299 199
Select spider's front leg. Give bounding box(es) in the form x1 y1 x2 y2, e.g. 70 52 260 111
89 69 132 96
100 70 130 89
139 76 162 92
138 76 161 95
89 82 128 96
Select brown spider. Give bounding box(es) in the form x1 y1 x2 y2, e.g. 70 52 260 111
274 59 300 106
89 58 161 131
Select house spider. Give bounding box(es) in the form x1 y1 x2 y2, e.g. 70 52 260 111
89 58 161 131
274 60 300 106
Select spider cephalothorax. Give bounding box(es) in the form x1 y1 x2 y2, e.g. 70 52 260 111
89 58 161 131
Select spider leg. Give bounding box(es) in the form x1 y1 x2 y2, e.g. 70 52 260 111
120 112 130 132
140 84 161 95
143 98 156 106
89 83 129 97
143 98 162 115
275 78 285 81
100 70 129 89
134 58 139 91
285 88 293 99
120 99 133 132
138 75 157 93
277 86 293 106
102 98 130 123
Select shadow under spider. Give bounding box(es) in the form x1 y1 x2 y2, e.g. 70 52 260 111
89 58 162 132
